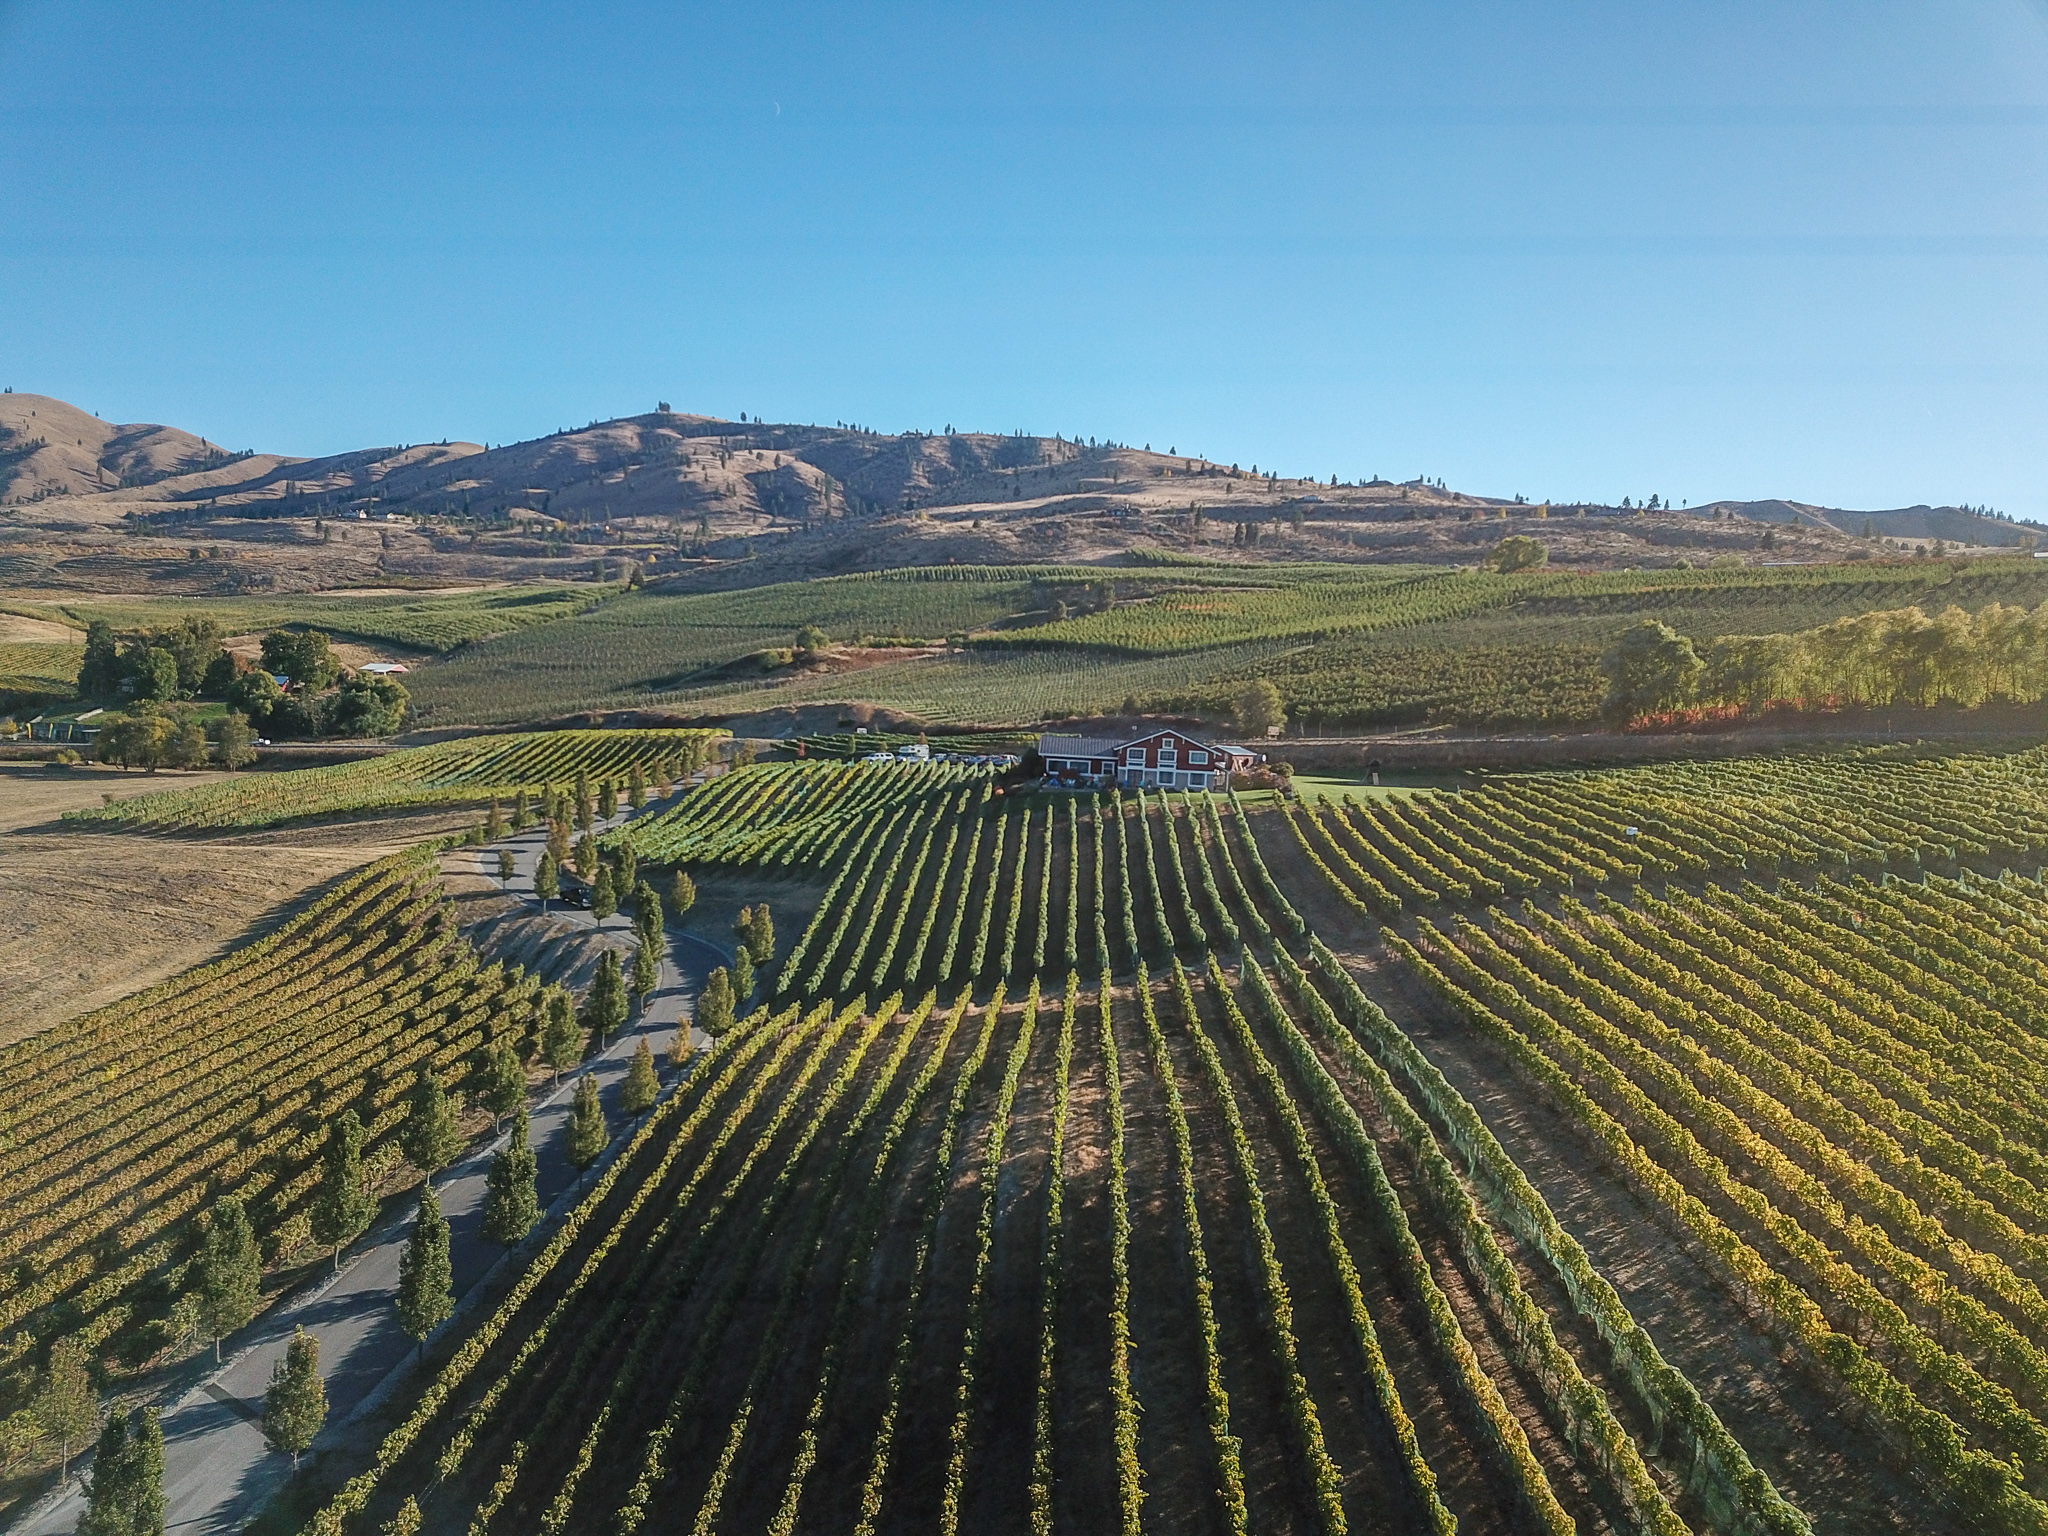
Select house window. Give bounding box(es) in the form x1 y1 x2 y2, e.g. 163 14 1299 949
1188 749 1207 765
1159 743 1178 765
1125 748 1145 766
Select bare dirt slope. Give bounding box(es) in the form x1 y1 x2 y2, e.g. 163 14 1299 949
0 764 476 1046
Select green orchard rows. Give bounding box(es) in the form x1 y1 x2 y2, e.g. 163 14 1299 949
0 850 553 1383
67 727 726 830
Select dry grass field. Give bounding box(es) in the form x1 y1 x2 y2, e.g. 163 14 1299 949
0 763 478 1045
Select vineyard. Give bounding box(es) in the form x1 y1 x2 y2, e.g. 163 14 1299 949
275 742 2048 1536
13 729 2046 1535
0 641 83 704
6 584 606 655
366 554 2048 729
63 727 725 830
0 849 545 1399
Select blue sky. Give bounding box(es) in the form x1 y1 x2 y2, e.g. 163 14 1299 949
4 1 2046 513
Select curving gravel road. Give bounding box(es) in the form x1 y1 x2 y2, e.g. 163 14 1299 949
12 793 732 1536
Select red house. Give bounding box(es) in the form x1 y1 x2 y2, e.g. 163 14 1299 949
1037 729 1260 790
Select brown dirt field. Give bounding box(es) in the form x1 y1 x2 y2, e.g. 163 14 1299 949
0 765 474 1046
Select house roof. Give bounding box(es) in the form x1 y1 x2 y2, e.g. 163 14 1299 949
1038 734 1126 759
1039 728 1251 759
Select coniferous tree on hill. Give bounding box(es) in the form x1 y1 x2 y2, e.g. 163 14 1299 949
539 989 582 1080
480 1038 526 1129
81 1405 163 1536
565 1074 608 1173
620 1037 659 1116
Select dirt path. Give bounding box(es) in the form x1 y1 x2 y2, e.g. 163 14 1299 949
1151 974 1322 1535
1186 968 1450 1536
1050 988 1121 1535
1110 987 1233 1536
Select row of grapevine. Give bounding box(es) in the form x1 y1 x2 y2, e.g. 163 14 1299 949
1195 956 1460 1534
1287 744 2048 910
0 851 543 1374
307 1001 789 1533
67 728 723 830
1391 925 2048 1527
1300 939 1810 1536
620 758 989 868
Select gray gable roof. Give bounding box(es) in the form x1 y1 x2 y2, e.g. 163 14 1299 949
1038 734 1126 758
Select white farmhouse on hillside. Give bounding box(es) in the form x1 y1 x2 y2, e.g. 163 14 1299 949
1038 728 1260 790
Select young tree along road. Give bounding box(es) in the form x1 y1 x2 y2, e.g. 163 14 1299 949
10 795 732 1536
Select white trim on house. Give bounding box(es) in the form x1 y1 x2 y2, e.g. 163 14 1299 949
1038 728 1261 789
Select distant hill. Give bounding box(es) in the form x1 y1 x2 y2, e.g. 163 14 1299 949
3 391 2033 592
0 393 262 503
1694 498 2039 547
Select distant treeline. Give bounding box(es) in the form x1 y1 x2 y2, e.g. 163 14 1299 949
1604 599 2048 723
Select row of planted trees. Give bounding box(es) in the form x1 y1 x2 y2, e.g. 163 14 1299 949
1602 599 2048 723
9 845 692 1528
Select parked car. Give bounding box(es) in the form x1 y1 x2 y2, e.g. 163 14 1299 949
558 881 593 909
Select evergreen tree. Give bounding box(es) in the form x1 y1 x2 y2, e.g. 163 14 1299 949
620 1038 659 1115
628 762 647 810
574 832 597 879
670 869 696 917
539 988 582 1080
36 1336 97 1479
310 1110 376 1269
402 1071 463 1174
262 1329 326 1468
534 851 560 908
565 1074 608 1171
480 1038 526 1128
512 787 531 829
634 885 662 943
547 815 572 870
634 935 660 998
697 966 735 1038
615 843 637 895
582 951 628 1040
485 799 505 840
482 1109 540 1245
497 848 515 882
732 944 755 1003
81 1405 162 1536
656 759 674 796
666 1022 693 1068
396 1187 453 1356
591 865 616 922
747 904 774 965
574 769 594 832
732 906 752 949
196 1197 261 1362
598 777 618 819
